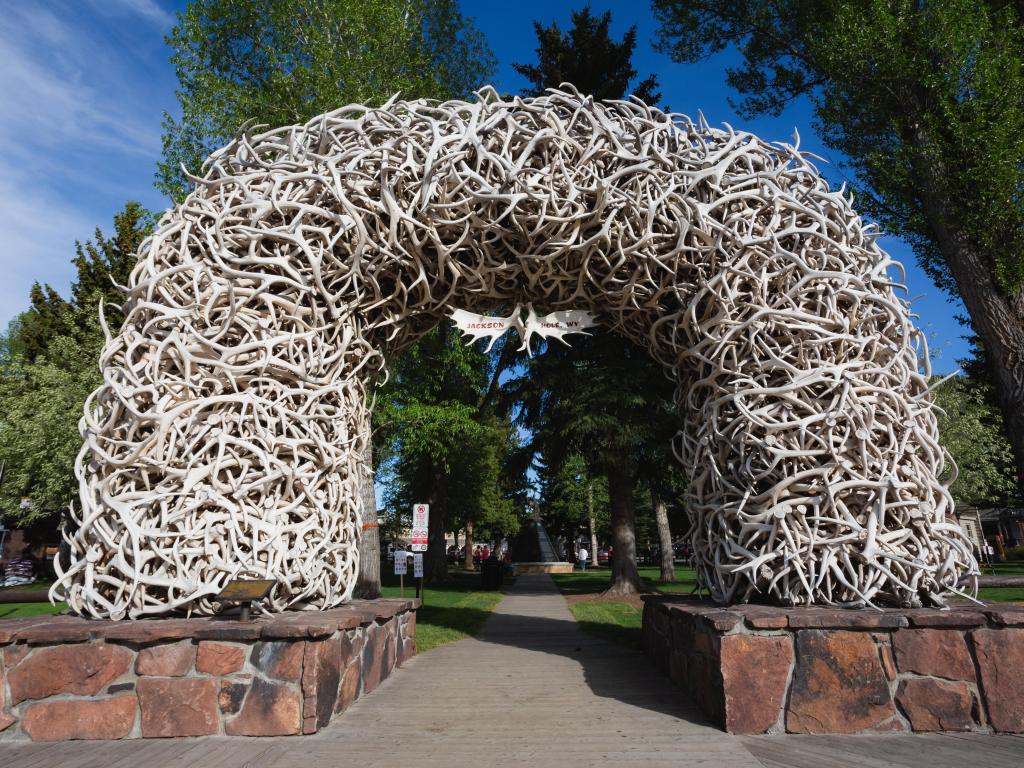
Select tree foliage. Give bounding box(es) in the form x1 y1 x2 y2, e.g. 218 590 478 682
933 374 1018 507
514 6 660 103
653 0 1024 485
375 327 524 579
0 204 151 525
158 0 495 198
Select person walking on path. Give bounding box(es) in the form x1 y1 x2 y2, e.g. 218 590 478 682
578 546 589 571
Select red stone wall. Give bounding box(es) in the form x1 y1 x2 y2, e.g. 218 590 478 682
642 596 1024 735
0 599 417 741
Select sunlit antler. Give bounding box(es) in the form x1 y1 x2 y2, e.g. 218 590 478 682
52 86 978 618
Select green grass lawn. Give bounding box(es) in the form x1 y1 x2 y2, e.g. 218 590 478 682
0 569 505 649
380 568 503 653
570 601 644 650
0 581 65 619
551 565 698 596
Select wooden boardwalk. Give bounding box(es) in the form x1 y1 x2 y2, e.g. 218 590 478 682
1 574 1022 767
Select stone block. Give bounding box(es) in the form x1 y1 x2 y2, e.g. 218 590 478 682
879 644 897 681
720 634 793 734
250 640 303 681
3 643 30 668
786 630 897 734
972 628 1024 732
985 608 1024 627
0 619 50 644
138 677 219 737
336 656 362 714
21 695 137 741
197 641 246 675
0 663 14 733
787 610 907 629
361 624 386 695
136 641 195 677
16 617 96 644
219 680 249 714
193 623 263 641
892 629 975 681
896 678 976 732
308 636 344 730
102 620 203 644
8 643 133 704
906 611 986 628
225 677 301 736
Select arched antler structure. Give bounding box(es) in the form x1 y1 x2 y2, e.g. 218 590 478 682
52 86 978 619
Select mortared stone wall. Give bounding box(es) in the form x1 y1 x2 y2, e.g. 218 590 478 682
0 599 417 741
642 596 1024 734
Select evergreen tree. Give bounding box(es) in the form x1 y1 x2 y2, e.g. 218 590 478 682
514 6 660 103
509 6 677 594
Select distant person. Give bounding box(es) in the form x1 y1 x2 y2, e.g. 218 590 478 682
578 546 589 571
2 548 35 586
481 545 490 561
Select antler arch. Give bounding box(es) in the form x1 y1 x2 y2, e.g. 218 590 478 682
52 86 977 618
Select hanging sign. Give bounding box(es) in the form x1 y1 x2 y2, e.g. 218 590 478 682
393 551 408 575
413 553 424 578
451 304 597 357
411 503 429 552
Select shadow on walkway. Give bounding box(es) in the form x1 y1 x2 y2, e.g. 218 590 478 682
453 573 710 725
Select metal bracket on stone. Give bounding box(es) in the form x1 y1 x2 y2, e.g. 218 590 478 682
214 579 276 621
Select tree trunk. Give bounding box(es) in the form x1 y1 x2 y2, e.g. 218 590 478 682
653 491 675 583
463 519 474 571
604 466 642 595
354 439 381 598
903 102 1024 486
425 469 448 582
587 478 599 568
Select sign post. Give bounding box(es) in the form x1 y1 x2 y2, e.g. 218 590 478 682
394 550 407 596
410 504 428 601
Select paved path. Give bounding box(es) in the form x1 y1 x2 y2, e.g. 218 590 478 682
1 574 1022 767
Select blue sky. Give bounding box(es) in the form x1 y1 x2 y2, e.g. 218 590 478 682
0 0 970 371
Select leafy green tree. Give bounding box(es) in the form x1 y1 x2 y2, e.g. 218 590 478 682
514 6 660 103
933 374 1018 507
653 0 1024 485
0 204 150 525
159 0 495 198
538 452 610 553
376 327 524 580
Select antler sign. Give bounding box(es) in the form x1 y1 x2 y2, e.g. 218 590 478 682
450 305 598 355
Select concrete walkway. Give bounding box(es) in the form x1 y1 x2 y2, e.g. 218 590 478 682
1 574 1022 767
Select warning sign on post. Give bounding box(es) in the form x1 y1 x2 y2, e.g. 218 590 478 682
393 551 407 575
413 553 424 578
411 503 429 552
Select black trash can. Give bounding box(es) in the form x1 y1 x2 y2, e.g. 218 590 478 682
480 556 503 590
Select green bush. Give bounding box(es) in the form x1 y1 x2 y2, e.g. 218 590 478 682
1004 546 1024 562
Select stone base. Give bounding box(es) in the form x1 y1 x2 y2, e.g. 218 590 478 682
0 599 417 741
513 562 574 574
642 596 1024 735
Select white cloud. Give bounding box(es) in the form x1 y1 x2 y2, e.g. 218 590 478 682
0 2 173 326
92 0 175 28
